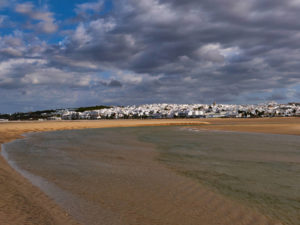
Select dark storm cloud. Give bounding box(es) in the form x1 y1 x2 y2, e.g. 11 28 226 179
58 0 300 95
108 79 123 87
267 93 287 101
1 0 300 112
96 79 123 88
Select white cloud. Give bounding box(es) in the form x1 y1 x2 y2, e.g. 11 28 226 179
0 47 23 56
75 0 103 14
72 23 92 48
0 58 46 77
196 44 225 63
53 55 99 70
15 2 33 14
90 18 116 33
15 2 58 33
133 0 177 25
288 0 300 7
21 67 92 86
196 43 240 63
114 70 162 84
71 18 116 48
0 32 49 57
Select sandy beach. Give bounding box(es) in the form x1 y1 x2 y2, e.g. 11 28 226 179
1 118 299 225
0 119 207 225
199 117 300 136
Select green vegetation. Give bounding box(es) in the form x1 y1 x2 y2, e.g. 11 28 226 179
75 105 112 112
0 105 111 120
0 109 56 120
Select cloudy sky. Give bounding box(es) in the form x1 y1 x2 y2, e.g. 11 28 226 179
0 0 300 113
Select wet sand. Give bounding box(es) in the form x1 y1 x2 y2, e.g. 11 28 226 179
0 119 207 225
0 118 299 225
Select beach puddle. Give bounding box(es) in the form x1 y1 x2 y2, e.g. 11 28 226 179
3 127 300 225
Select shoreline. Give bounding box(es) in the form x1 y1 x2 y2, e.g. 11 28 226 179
1 118 299 224
198 117 300 136
0 119 208 225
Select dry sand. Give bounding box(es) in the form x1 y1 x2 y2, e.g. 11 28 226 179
200 117 300 135
0 118 299 225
